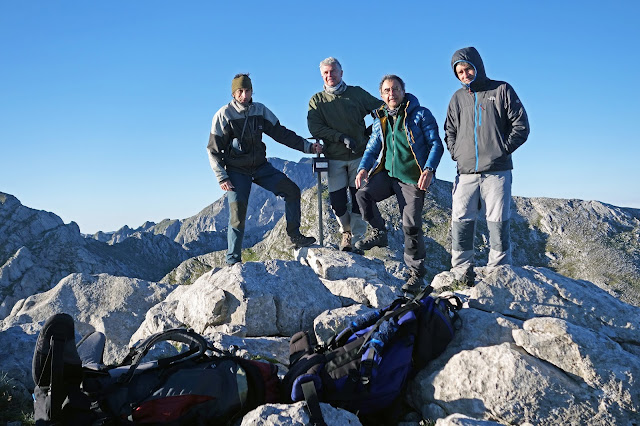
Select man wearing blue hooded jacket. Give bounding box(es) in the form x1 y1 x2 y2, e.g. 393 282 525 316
355 75 444 294
445 47 530 285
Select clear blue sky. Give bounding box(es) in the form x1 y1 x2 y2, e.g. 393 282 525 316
2 1 639 234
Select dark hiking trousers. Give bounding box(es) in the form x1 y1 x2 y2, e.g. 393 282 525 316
355 170 426 275
226 162 301 264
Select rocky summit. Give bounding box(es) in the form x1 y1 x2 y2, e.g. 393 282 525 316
1 157 640 425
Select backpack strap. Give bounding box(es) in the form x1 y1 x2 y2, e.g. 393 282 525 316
301 380 327 426
358 298 419 353
413 284 434 300
49 333 66 419
117 328 208 384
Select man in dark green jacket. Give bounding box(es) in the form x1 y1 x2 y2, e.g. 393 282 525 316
355 75 444 294
308 57 382 251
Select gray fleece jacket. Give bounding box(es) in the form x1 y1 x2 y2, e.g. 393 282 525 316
208 100 312 183
444 47 530 174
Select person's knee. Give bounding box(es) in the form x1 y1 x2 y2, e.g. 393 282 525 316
452 220 475 251
276 178 300 200
229 201 248 230
488 220 510 251
330 188 348 217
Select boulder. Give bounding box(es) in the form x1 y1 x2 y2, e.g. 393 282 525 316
1 273 173 367
134 260 343 339
240 402 362 426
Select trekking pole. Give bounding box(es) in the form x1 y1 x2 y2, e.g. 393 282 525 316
310 138 328 246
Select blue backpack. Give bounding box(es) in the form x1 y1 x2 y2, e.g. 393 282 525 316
282 288 462 424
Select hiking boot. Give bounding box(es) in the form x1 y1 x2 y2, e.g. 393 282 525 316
289 233 316 249
451 268 476 289
460 268 476 287
354 228 388 251
402 271 425 295
339 231 352 251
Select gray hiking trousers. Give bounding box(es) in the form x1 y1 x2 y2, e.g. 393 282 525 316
451 170 512 273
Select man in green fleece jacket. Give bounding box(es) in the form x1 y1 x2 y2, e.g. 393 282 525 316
308 57 382 251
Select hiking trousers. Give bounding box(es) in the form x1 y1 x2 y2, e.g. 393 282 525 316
355 170 426 275
226 162 301 264
327 157 366 239
451 170 512 273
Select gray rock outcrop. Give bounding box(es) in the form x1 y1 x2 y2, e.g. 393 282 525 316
240 402 362 426
408 266 640 425
2 156 640 425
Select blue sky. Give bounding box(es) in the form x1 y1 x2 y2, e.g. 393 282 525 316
1 1 639 234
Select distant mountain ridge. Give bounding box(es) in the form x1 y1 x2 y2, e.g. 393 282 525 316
87 157 318 255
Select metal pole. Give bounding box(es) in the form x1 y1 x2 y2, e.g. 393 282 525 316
317 151 323 247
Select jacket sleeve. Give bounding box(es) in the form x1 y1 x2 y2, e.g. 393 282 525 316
503 84 530 155
307 95 343 144
360 88 384 114
263 106 312 153
444 97 459 161
358 118 383 173
207 109 231 183
418 108 444 171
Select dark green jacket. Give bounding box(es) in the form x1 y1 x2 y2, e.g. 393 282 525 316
307 85 382 161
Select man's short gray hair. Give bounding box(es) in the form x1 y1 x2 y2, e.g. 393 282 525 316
319 57 342 70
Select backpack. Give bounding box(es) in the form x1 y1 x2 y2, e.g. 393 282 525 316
282 288 461 424
32 314 281 425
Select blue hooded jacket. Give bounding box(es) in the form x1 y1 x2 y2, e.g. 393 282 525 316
358 93 444 179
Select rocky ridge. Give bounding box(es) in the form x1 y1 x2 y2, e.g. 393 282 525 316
1 249 639 424
2 156 640 424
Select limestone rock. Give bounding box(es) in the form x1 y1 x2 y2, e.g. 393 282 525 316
2 273 173 365
240 402 362 426
469 266 640 344
411 342 621 425
513 317 640 414
313 304 376 344
135 260 343 339
435 414 505 426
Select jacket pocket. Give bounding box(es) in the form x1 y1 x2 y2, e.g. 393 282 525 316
231 138 244 155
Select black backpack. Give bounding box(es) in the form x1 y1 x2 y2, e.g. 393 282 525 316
282 289 462 425
32 314 281 425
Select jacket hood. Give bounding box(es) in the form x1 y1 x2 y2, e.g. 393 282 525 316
405 93 421 115
451 47 488 91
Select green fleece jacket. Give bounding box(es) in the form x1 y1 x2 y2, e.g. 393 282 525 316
307 85 382 161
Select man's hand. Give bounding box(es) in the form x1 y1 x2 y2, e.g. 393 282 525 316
311 142 323 154
355 169 368 189
220 180 235 191
417 169 434 191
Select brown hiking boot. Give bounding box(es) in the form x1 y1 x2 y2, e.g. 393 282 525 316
339 231 352 251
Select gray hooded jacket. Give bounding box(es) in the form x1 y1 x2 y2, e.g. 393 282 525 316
444 47 529 174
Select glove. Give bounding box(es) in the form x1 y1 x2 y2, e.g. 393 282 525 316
340 134 357 153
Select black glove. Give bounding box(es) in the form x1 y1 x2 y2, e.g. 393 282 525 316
340 134 357 153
